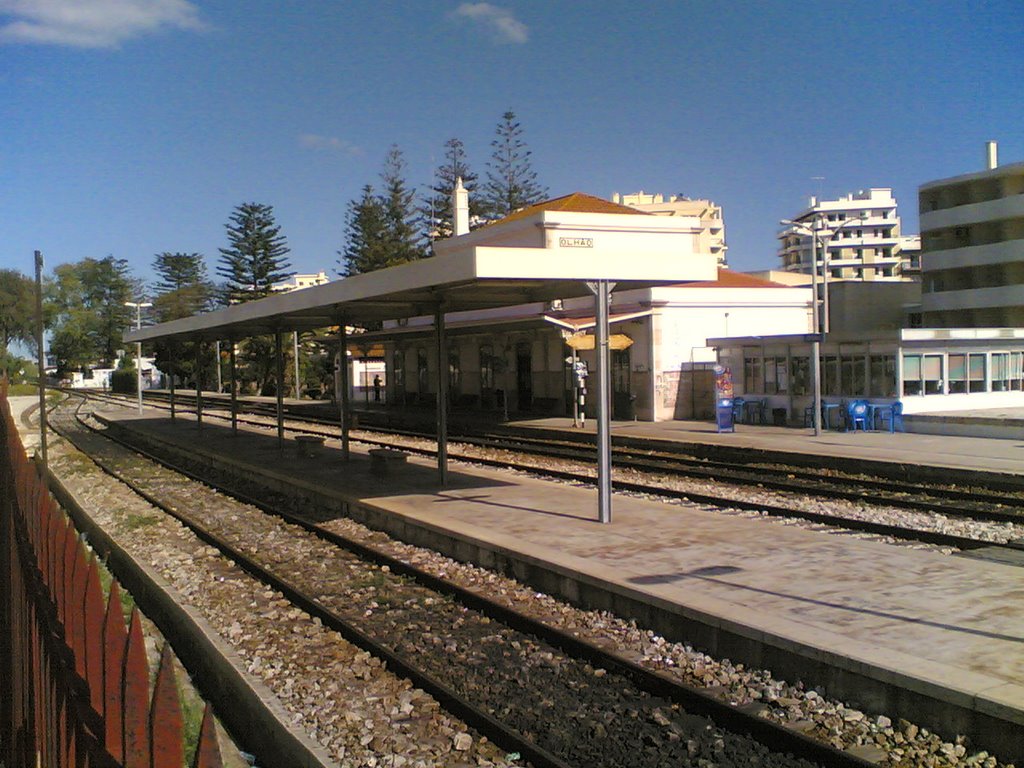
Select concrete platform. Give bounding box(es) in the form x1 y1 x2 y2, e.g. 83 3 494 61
95 405 1024 763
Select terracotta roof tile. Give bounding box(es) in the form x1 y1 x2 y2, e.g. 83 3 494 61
488 192 651 227
670 269 790 289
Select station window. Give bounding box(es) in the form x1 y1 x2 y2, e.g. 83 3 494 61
479 345 494 391
924 355 945 394
743 356 762 393
968 353 987 393
902 354 944 396
789 356 810 396
948 353 967 393
1011 352 1024 391
822 355 840 396
841 355 866 396
992 352 1011 392
392 350 405 391
869 355 896 397
764 356 787 394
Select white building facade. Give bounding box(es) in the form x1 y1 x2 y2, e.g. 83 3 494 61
778 188 917 281
715 329 1024 422
612 191 728 266
366 192 809 422
919 142 1024 327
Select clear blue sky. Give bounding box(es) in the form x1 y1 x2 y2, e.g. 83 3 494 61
2 0 1022 288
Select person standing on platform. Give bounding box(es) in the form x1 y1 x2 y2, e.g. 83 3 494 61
373 374 382 402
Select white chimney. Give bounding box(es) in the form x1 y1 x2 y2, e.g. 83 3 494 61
986 140 998 170
453 177 469 237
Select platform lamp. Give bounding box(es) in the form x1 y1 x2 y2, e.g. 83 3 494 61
780 213 870 435
780 218 825 436
124 301 152 414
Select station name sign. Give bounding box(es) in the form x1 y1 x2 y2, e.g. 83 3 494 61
559 237 594 248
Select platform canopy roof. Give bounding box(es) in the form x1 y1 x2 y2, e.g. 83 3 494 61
126 192 717 343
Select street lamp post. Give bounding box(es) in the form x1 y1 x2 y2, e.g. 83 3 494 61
124 301 152 414
780 214 868 436
819 213 867 333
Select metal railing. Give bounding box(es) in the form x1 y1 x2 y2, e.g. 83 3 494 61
0 382 223 768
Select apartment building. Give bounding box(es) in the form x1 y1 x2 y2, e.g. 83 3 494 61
919 141 1024 327
276 271 329 292
778 188 916 281
612 191 728 265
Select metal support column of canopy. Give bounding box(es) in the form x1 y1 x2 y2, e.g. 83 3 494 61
169 343 177 422
275 329 285 449
435 302 449 487
195 340 203 432
588 280 615 524
229 337 238 436
338 322 350 461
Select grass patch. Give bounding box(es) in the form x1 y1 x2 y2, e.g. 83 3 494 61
122 514 160 532
7 383 39 396
95 556 136 622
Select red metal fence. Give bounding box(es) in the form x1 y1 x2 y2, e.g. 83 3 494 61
1 384 224 768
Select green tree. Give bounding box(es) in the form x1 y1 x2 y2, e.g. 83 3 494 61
340 185 390 276
216 204 292 394
379 145 425 267
47 256 138 375
151 251 212 320
0 268 37 355
421 137 483 244
217 202 292 304
481 110 548 219
150 252 215 389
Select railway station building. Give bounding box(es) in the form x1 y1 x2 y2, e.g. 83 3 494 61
367 266 810 421
355 192 812 422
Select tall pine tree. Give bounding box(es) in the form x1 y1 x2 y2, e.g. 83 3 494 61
340 185 390 276
340 147 424 276
151 252 212 321
217 202 292 304
481 110 547 219
216 203 292 395
150 252 215 390
421 138 483 243
380 145 424 266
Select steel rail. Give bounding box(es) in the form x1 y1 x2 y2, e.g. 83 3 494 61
80 392 1023 552
114 389 1024 518
53 398 575 768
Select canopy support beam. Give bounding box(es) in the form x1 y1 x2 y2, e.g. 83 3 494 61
338 323 350 461
229 337 237 436
587 280 615 524
275 329 284 449
435 302 449 487
195 340 203 433
169 342 176 422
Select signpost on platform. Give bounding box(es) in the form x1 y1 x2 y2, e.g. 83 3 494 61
714 365 735 433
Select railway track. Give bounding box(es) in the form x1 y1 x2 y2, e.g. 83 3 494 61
53 393 871 768
90 391 1024 556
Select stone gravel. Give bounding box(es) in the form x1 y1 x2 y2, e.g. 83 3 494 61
51 399 1018 768
48 407 516 768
